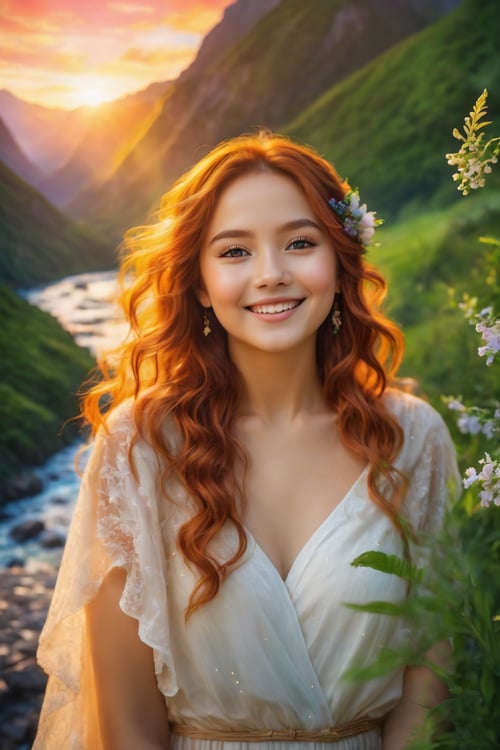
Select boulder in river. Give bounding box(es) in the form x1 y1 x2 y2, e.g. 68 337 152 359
40 530 66 549
3 473 43 501
0 562 56 749
10 520 45 543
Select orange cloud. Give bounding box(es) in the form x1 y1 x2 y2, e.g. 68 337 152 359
120 46 190 66
164 2 227 33
0 0 231 108
108 2 156 14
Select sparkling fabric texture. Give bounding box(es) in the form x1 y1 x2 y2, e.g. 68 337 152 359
34 390 459 750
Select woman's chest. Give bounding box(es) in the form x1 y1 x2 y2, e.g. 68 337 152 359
239 422 367 581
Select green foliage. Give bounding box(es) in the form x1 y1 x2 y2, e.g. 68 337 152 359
344 499 500 748
0 285 92 492
0 160 115 288
351 550 423 584
0 384 59 468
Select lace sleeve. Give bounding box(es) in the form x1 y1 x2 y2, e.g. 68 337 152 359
403 408 460 538
383 390 461 542
389 394 462 584
34 402 177 750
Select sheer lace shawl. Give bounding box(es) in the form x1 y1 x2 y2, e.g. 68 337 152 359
34 402 178 749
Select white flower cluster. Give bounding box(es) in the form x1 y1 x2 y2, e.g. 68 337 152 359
445 397 499 439
463 454 500 507
328 190 382 246
475 307 500 366
459 302 500 367
445 89 500 196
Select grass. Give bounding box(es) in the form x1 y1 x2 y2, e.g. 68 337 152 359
0 285 93 494
371 190 500 468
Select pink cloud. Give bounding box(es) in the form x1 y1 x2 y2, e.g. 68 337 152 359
0 0 231 107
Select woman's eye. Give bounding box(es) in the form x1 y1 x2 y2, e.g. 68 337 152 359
221 246 248 258
288 237 314 250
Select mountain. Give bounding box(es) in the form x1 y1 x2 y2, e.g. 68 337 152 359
0 90 93 174
179 0 281 82
0 0 276 186
0 117 42 186
286 0 500 220
0 160 114 288
37 81 172 208
71 0 458 242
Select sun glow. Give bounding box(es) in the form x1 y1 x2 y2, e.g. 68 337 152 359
74 76 117 108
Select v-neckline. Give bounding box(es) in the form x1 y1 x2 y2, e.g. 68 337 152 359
244 464 369 586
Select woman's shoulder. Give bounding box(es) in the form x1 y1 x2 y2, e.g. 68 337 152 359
98 397 179 450
103 397 136 434
382 387 460 509
382 387 449 439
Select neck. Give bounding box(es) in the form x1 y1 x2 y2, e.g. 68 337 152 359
229 338 328 423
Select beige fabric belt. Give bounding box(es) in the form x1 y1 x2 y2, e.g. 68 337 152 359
169 717 384 743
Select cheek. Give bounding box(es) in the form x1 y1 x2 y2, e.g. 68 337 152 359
200 262 246 308
304 253 338 295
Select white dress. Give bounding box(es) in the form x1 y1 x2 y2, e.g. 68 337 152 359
33 390 459 750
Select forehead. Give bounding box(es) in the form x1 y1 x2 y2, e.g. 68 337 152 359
209 170 315 229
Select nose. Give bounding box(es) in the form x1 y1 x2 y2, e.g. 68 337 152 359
253 248 291 288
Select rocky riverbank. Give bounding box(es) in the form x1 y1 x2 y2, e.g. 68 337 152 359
0 561 57 749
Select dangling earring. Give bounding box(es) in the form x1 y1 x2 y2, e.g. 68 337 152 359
331 295 342 334
203 308 212 337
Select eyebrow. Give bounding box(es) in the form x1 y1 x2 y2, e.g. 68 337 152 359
208 218 323 246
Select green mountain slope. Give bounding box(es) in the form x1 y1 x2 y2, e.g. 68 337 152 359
287 0 500 220
72 0 439 241
372 188 500 466
0 159 115 288
0 286 93 496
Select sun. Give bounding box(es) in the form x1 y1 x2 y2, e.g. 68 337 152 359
74 76 116 108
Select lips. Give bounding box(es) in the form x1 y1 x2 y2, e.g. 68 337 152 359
247 299 303 314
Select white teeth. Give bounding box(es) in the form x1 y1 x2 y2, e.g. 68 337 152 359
251 300 300 314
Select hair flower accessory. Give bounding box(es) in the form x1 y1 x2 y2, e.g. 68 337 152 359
328 189 382 246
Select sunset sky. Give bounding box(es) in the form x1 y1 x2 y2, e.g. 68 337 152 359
0 0 231 109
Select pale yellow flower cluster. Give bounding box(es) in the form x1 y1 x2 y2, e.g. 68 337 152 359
445 88 500 195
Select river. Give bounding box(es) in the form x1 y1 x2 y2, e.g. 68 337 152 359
0 271 123 567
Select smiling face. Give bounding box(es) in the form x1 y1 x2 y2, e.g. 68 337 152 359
198 169 338 362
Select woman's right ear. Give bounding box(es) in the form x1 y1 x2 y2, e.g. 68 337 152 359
195 288 211 308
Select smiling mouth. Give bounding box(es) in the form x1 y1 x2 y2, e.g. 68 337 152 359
248 300 304 314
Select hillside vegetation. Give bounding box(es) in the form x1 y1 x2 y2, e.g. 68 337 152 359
287 0 500 220
374 188 500 466
0 286 92 495
0 160 114 288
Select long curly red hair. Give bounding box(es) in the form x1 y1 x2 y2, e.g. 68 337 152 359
83 132 406 617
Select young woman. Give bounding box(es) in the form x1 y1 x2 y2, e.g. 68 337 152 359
34 132 458 750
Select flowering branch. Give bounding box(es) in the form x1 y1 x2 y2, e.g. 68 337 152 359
444 397 499 439
445 88 500 195
463 454 500 507
444 88 500 509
